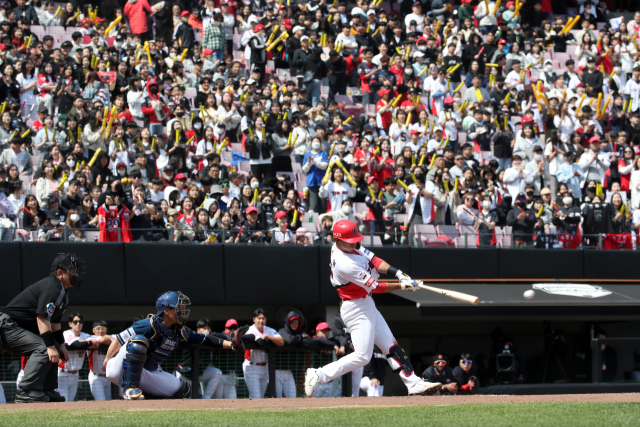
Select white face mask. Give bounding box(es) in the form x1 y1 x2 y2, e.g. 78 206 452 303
194 123 202 130
545 65 553 72
250 181 259 189
534 154 543 162
418 46 426 51
66 159 75 167
482 200 491 209
341 205 350 214
311 142 321 150
404 68 413 74
169 52 176 58
614 66 621 73
50 219 60 226
562 197 573 205
118 170 126 176
69 214 79 222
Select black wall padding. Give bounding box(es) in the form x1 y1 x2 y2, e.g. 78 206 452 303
124 244 225 305
20 242 126 305
224 245 320 305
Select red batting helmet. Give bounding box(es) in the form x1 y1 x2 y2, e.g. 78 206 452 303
333 219 363 244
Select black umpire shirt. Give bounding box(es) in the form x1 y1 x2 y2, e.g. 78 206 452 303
2 274 70 334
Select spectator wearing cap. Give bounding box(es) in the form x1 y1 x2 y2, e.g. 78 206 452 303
423 354 459 395
174 10 196 49
507 192 537 247
579 136 610 185
336 24 358 53
248 24 267 78
124 0 153 42
501 1 520 30
269 210 295 243
38 208 64 241
238 205 266 243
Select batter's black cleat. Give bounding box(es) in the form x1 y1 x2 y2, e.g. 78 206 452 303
15 388 50 403
44 390 66 402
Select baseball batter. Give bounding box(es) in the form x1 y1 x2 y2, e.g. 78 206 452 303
305 219 441 397
87 320 113 400
103 291 236 399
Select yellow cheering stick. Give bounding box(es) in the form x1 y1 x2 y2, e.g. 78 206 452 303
368 185 376 199
486 63 499 68
253 188 260 202
145 42 152 64
476 88 483 102
266 32 289 52
494 117 501 129
504 92 511 103
504 116 508 129
629 98 634 113
321 160 334 185
217 139 228 154
576 94 586 115
419 154 426 165
453 177 459 193
449 64 461 75
329 143 336 156
289 134 299 147
0 100 6 113
536 205 544 217
266 25 279 45
405 113 412 126
600 97 611 119
137 137 144 150
104 16 122 36
397 178 410 191
57 173 68 190
492 0 501 15
53 5 61 18
410 172 418 184
21 129 31 138
428 153 437 167
419 65 429 76
435 20 441 35
411 154 415 165
626 201 630 216
343 117 353 125
25 35 33 50
454 81 465 93
87 148 102 167
178 48 189 63
596 93 603 117
459 101 469 112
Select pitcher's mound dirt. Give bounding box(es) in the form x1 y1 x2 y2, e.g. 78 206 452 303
5 393 640 411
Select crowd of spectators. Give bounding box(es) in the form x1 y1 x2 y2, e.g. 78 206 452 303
1 0 640 248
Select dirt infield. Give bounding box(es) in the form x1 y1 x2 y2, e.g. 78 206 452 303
4 393 640 411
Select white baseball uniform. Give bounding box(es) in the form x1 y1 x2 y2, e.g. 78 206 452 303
274 370 296 398
87 336 112 401
58 330 92 402
314 245 422 390
360 376 384 397
242 325 280 399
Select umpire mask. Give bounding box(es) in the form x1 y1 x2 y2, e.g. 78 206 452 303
51 253 87 287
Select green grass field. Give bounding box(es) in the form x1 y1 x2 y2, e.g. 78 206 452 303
1 402 639 427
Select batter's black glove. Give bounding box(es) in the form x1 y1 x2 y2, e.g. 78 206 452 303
229 325 250 351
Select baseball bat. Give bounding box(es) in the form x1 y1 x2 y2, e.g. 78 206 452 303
417 283 479 305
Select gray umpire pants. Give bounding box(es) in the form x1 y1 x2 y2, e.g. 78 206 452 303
0 313 59 391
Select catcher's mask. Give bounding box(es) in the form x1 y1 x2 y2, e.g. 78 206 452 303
156 291 191 325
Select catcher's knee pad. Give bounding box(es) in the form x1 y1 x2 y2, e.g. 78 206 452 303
120 335 149 390
172 379 191 399
386 345 414 377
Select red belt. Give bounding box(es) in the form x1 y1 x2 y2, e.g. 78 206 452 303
91 372 106 377
61 369 78 374
250 362 267 366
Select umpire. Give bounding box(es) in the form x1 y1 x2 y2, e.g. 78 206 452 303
0 254 87 403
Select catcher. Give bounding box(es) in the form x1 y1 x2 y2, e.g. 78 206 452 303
103 291 248 400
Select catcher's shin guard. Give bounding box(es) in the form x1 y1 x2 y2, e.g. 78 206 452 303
386 345 415 377
172 379 192 399
120 335 149 392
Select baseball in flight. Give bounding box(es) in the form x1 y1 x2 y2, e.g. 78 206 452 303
523 290 536 299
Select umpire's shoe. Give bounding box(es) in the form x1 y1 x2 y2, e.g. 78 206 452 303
44 390 66 402
15 388 50 403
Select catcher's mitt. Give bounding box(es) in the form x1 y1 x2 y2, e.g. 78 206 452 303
229 325 250 351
